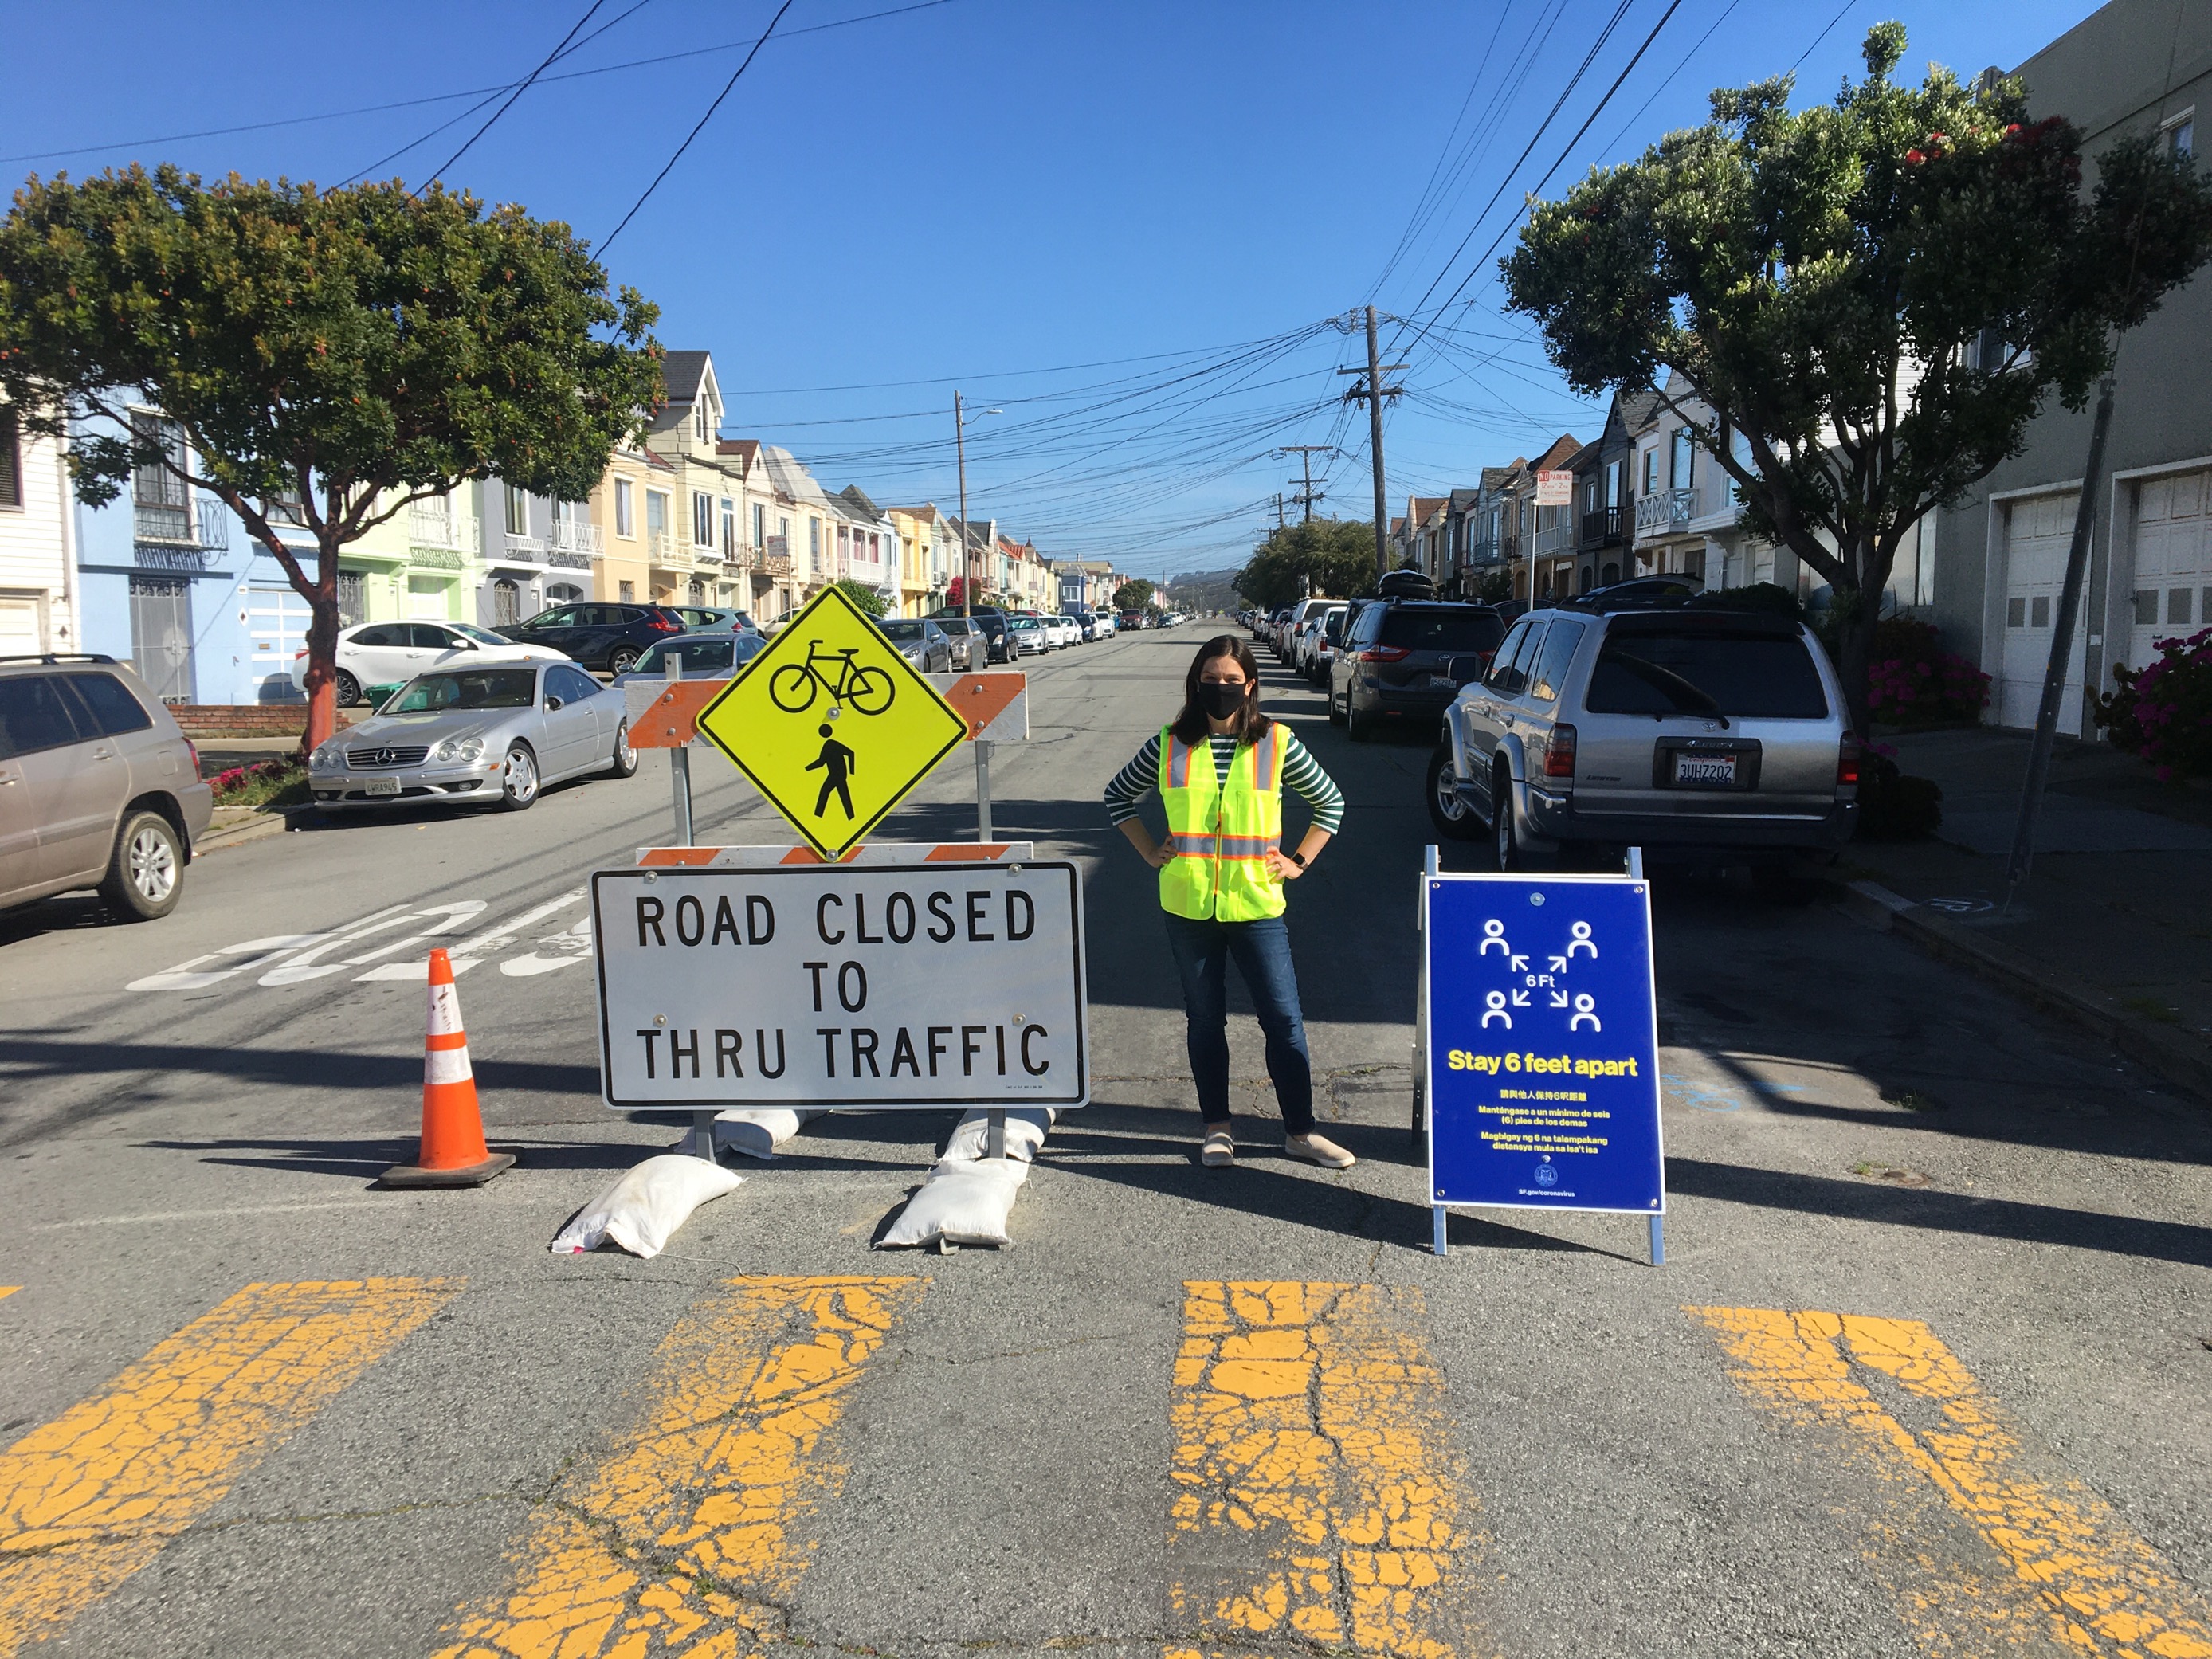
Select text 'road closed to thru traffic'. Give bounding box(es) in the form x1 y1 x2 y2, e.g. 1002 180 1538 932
591 861 1088 1109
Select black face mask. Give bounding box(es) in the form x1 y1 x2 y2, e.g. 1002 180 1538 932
1198 680 1249 720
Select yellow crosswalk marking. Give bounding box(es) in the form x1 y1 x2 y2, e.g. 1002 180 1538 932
1693 1307 2212 1659
434 1274 922 1659
1166 1281 1480 1659
0 1277 457 1659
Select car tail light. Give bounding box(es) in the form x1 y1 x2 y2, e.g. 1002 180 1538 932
1837 740 1861 788
185 739 201 777
648 613 681 633
1476 649 1496 671
1357 645 1410 663
1543 723 1577 780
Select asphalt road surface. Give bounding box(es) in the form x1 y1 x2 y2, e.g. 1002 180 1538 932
2 625 2210 1658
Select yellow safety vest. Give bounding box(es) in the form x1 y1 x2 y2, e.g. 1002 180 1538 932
1157 723 1286 921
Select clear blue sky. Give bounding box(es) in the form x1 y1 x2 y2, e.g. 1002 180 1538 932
1 0 2101 580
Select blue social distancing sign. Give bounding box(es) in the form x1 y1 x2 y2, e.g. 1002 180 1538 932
1426 873 1664 1215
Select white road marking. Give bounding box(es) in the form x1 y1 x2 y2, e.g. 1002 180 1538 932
32 1198 408 1230
500 914 593 977
348 901 492 979
126 935 345 993
449 888 589 975
256 906 426 986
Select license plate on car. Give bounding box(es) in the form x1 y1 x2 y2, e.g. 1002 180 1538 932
1673 753 1737 787
362 776 402 797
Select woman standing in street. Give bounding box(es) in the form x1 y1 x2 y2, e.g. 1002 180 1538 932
1104 634 1354 1170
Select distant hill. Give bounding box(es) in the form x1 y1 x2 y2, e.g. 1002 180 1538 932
1161 566 1242 614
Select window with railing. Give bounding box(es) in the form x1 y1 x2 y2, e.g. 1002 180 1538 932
131 411 194 541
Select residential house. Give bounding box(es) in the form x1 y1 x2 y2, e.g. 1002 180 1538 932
587 444 667 608
1053 557 1118 610
947 517 998 604
1517 433 1585 601
1402 496 1449 586
830 486 899 610
641 349 749 610
1627 378 1728 588
0 398 79 655
888 504 961 615
1930 0 2212 735
1569 389 1651 594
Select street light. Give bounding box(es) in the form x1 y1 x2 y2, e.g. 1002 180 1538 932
953 394 1002 621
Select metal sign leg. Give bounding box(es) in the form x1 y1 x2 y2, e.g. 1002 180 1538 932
975 738 994 843
692 1108 717 1163
1649 1214 1665 1267
986 1108 1006 1160
1433 1206 1448 1257
665 655 693 848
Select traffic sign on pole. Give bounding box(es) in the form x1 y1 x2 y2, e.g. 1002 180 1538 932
1422 869 1665 1259
692 586 971 860
591 860 1088 1111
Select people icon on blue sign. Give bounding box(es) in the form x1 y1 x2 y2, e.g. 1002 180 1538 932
1484 990 1512 1028
1568 920 1598 958
1481 919 1509 956
1571 992 1602 1032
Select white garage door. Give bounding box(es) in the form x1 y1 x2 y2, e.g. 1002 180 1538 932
1998 491 2085 735
2127 468 2212 674
0 597 42 656
247 584 312 699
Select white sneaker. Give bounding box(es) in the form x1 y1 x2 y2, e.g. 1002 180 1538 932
1284 1132 1355 1170
1201 1130 1236 1167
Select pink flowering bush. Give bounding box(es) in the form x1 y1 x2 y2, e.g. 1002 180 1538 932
210 756 307 808
2096 626 2212 782
1861 617 1990 726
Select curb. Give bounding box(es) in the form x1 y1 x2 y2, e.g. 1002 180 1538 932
195 810 299 856
1833 878 2212 1106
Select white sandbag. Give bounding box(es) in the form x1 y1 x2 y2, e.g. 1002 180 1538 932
879 1157 1030 1249
550 1154 743 1259
939 1107 1057 1163
674 1108 823 1162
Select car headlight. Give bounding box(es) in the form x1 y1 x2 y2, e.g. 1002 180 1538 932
433 736 485 763
309 741 344 774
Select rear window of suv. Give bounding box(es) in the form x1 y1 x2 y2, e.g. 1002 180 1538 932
1378 607 1504 654
1585 625 1829 718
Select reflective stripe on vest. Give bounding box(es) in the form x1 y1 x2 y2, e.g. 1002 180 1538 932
1156 724 1286 921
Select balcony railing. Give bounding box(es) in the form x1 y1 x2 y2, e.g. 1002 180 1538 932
548 519 603 559
133 496 230 551
1634 488 1694 534
645 528 674 563
504 531 547 560
1533 520 1575 557
1579 506 1625 548
408 502 480 557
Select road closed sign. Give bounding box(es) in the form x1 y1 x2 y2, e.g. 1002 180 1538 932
694 584 971 861
591 861 1088 1110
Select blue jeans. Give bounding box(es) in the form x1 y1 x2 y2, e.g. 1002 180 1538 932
1161 912 1316 1136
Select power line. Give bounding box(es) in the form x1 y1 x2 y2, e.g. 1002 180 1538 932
1790 0 1862 73
600 0 797 253
422 0 610 186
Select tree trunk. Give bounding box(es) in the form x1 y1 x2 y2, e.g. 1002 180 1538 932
298 538 342 756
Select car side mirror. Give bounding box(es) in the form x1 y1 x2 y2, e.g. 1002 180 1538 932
543 695 564 711
1445 654 1483 687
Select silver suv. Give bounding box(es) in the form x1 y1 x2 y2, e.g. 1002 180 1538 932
0 655 214 920
1430 606 1857 869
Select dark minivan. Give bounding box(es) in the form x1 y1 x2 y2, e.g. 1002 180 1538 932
1329 600 1506 741
931 606 1010 664
505 603 686 675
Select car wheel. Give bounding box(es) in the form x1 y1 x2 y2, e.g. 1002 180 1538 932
1328 681 1346 726
1492 766 1521 871
1346 696 1374 742
500 743 540 811
608 647 641 676
100 809 183 922
335 669 363 708
607 721 637 779
1426 743 1482 841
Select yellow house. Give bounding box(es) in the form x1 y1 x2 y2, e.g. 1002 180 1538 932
586 444 674 607
886 504 954 616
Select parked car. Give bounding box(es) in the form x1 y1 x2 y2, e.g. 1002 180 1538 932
931 615 981 671
609 633 767 688
931 606 1011 663
1305 604 1348 685
291 621 570 708
1430 606 1858 871
307 661 636 813
504 602 687 676
1275 598 1338 664
1570 576 1703 610
0 655 214 921
1003 616 1050 657
1050 614 1081 649
1068 606 1100 641
877 617 956 673
1329 600 1506 741
668 606 761 634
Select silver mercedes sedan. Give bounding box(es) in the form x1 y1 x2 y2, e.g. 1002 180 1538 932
306 661 637 812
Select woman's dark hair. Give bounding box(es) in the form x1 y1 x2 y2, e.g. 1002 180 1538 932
1171 635 1273 745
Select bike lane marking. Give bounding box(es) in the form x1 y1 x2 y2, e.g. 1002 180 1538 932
0 1277 458 1657
1692 1307 2212 1657
432 1275 922 1659
1165 1281 1481 1659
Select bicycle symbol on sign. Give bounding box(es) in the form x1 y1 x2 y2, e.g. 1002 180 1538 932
768 640 897 716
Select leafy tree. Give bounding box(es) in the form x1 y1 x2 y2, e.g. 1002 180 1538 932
1234 519 1378 610
1112 578 1155 612
1469 569 1515 605
1502 25 2212 733
0 166 661 749
832 578 888 618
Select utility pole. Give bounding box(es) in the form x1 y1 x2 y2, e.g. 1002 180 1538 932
1280 445 1332 524
1275 493 1287 531
1338 305 1406 584
954 390 973 621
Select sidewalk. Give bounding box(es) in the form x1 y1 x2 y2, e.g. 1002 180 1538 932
1836 726 2212 1099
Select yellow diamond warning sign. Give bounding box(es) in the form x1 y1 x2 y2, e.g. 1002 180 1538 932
694 584 970 860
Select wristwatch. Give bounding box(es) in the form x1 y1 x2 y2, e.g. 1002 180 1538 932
1287 850 1307 868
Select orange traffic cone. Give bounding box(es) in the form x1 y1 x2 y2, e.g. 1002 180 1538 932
380 947 516 1188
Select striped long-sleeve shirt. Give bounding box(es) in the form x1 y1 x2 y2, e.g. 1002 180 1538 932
1102 728 1344 835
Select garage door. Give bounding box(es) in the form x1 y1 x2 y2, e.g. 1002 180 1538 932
247 584 312 700
2127 468 2212 675
0 597 41 656
1998 491 2085 735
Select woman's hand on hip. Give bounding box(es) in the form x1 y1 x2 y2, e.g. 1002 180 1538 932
1144 843 1177 869
1264 849 1304 881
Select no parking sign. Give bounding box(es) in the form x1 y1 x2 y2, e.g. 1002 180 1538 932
1422 871 1665 1258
